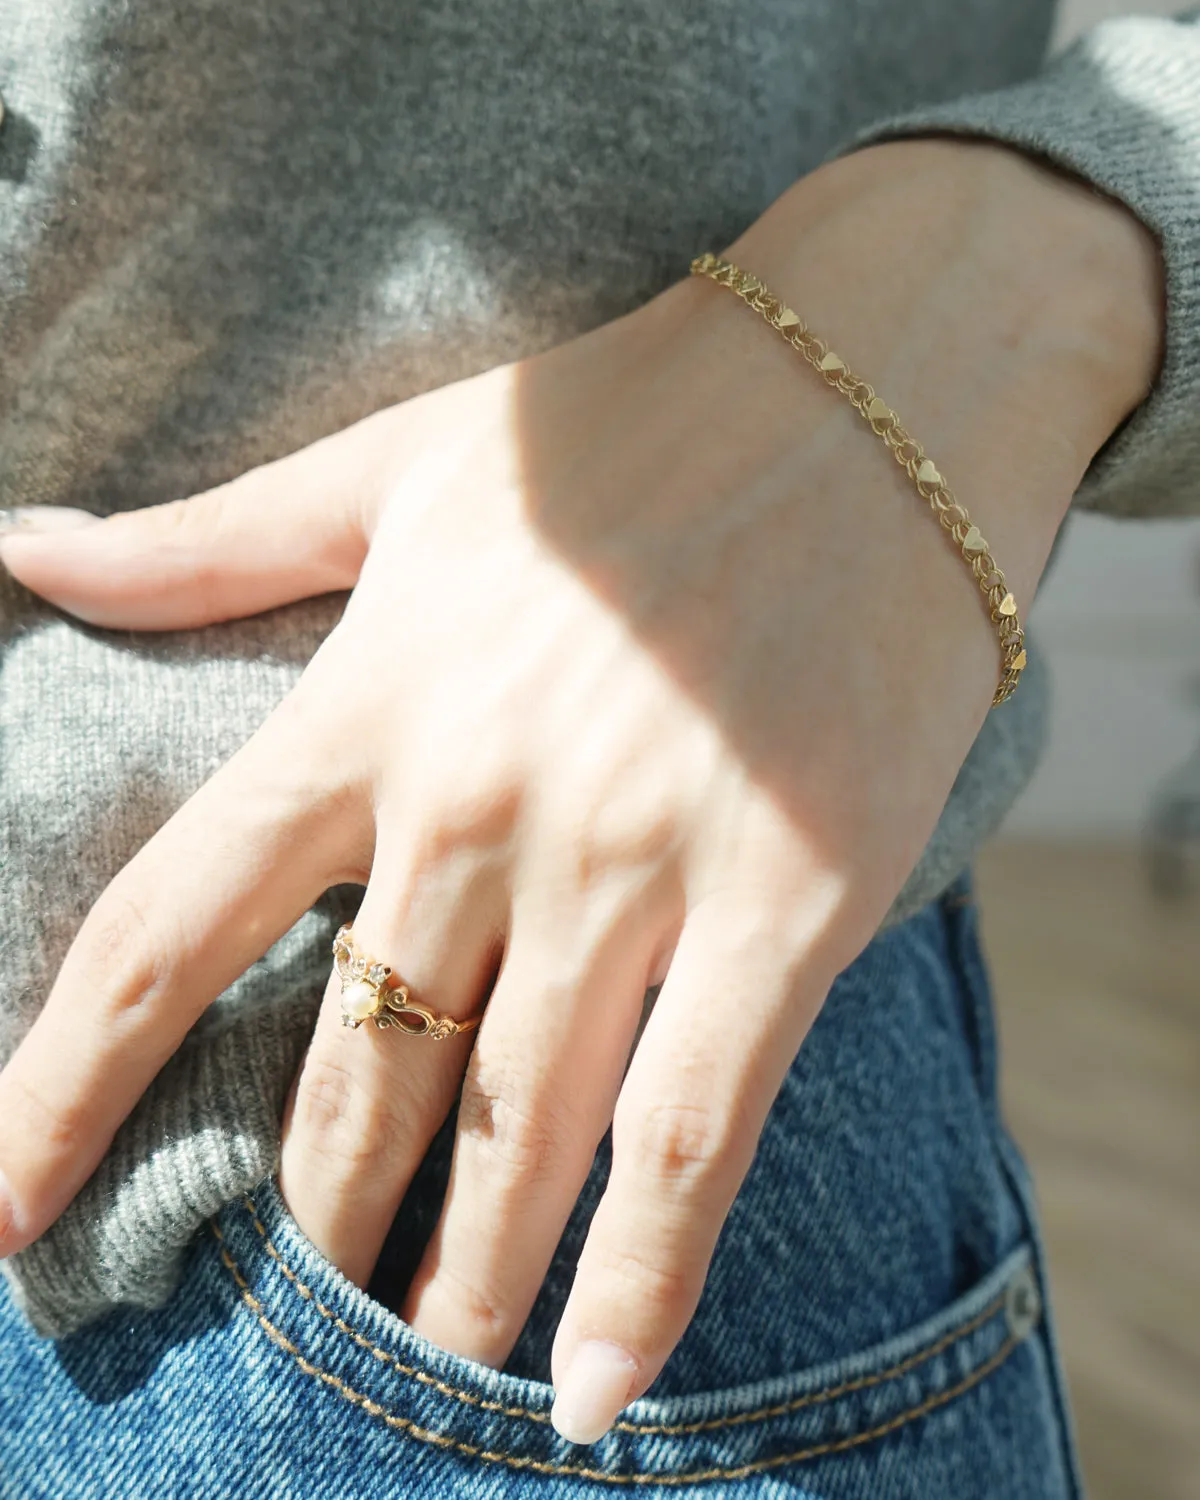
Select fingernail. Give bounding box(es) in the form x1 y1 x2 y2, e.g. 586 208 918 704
0 506 99 538
551 1341 638 1445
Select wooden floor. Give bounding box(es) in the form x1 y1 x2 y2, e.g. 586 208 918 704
975 842 1199 1500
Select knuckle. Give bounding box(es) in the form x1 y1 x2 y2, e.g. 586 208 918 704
616 1098 734 1193
456 1065 571 1189
415 770 523 871
2 1070 92 1157
294 1051 356 1133
565 790 681 892
73 891 173 1020
591 1238 700 1323
153 496 226 616
165 488 257 622
158 491 229 550
148 494 201 540
291 1052 409 1179
420 1258 512 1348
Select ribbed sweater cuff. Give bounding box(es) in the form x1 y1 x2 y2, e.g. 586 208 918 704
826 9 1200 520
0 986 318 1339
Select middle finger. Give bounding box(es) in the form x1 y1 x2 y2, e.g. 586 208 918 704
399 868 680 1368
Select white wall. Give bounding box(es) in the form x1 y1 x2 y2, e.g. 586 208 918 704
1056 0 1188 44
1000 1 1200 837
1052 0 1187 46
1006 520 1200 836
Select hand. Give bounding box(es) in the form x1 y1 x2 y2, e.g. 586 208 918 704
0 139 1159 1443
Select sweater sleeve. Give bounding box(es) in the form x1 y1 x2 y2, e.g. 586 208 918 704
824 8 1200 520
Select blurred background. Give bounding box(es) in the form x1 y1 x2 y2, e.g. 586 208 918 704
978 6 1199 1498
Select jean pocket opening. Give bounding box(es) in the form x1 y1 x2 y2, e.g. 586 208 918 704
207 1177 1045 1488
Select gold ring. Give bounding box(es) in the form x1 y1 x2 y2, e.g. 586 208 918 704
332 925 482 1040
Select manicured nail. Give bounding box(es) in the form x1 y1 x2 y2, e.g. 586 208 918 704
0 506 99 537
551 1341 638 1445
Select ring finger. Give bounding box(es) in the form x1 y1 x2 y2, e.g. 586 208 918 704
279 826 507 1288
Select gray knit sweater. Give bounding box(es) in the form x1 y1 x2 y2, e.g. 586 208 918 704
1 0 1198 1337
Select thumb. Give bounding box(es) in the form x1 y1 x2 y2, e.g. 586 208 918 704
0 432 379 630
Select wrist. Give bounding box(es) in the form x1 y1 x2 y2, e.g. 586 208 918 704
908 136 1165 453
645 137 1161 597
734 138 1163 479
627 138 1164 624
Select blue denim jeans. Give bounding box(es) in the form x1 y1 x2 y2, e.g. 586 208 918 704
0 871 1083 1497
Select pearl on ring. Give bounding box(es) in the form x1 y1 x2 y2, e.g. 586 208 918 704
331 924 483 1039
341 979 381 1026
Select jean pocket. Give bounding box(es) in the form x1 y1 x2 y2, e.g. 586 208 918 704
209 1178 1057 1496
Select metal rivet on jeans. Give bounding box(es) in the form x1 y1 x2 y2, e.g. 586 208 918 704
1005 1264 1042 1341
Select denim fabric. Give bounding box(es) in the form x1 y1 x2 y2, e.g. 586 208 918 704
0 872 1084 1497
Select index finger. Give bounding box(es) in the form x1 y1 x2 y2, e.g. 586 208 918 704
0 696 369 1258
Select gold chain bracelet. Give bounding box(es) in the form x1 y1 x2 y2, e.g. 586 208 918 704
689 251 1027 707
